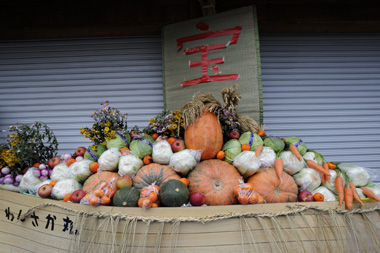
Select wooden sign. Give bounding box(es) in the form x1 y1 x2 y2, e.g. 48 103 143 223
162 5 263 125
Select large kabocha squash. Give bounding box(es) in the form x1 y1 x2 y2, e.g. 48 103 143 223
187 159 241 206
159 179 190 207
132 163 181 191
184 109 223 160
82 171 120 193
247 168 298 203
112 187 140 207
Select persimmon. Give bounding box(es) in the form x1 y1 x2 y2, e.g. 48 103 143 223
234 185 243 197
66 158 76 167
64 193 72 202
93 189 105 197
152 133 159 140
152 203 159 208
140 188 151 198
100 195 111 205
327 161 337 170
167 137 175 145
49 180 58 187
179 178 190 187
148 191 158 203
90 196 101 206
238 193 249 205
33 163 41 168
257 130 266 137
248 194 258 204
257 195 265 204
313 192 324 202
241 144 250 152
143 156 153 165
89 162 99 173
151 185 160 194
216 150 225 160
104 187 116 198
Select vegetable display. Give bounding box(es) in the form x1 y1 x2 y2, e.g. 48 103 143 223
1 87 379 212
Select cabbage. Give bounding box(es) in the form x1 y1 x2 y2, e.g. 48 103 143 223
263 137 285 153
293 168 321 192
322 169 346 195
312 186 338 202
239 132 263 151
50 163 72 181
98 147 121 171
51 179 82 200
169 149 201 176
280 151 305 175
68 159 93 183
233 151 261 178
303 150 324 165
18 167 42 194
130 135 155 159
259 147 276 168
285 137 307 156
84 144 107 162
106 132 131 150
338 163 371 187
222 139 242 164
118 151 144 177
152 137 173 164
364 183 380 198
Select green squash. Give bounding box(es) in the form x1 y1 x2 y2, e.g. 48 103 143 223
112 187 140 207
159 179 189 207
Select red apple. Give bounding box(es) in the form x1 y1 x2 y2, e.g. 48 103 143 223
71 189 86 203
171 139 185 152
48 157 62 169
75 146 87 157
38 184 53 198
116 175 133 189
229 129 241 139
190 192 206 206
298 190 314 202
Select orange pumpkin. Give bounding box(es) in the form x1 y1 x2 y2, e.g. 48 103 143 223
132 163 181 191
82 171 120 193
247 168 298 203
184 109 223 160
188 159 241 206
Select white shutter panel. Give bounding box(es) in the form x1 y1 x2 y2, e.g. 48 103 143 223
260 34 380 182
0 37 164 155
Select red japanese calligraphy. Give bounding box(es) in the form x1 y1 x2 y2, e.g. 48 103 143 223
176 26 242 88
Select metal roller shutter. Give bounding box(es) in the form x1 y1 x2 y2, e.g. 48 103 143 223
260 34 380 182
0 36 164 154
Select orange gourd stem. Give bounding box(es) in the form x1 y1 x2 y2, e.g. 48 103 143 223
289 145 302 162
335 171 344 207
349 181 363 205
255 145 264 158
360 187 380 201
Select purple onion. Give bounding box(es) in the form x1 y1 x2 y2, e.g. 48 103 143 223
39 164 47 170
0 177 4 184
4 177 14 185
1 167 10 175
33 169 41 178
39 175 49 181
48 169 53 177
15 174 23 183
40 169 49 177
4 174 12 178
13 181 19 187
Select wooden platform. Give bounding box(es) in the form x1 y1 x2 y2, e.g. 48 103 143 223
1 189 379 252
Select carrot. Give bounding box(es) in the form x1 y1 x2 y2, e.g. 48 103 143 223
274 158 283 179
335 175 344 206
349 182 363 205
306 160 331 177
360 187 380 201
319 171 326 184
289 145 302 162
344 187 353 210
255 145 264 158
322 163 331 183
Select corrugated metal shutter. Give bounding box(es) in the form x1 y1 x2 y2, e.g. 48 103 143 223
260 34 380 182
0 36 164 155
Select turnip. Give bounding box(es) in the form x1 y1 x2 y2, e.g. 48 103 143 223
4 177 14 185
39 164 47 170
33 169 41 178
40 175 49 181
61 153 72 161
1 167 10 175
15 174 23 182
76 156 84 162
13 181 19 187
48 169 53 177
40 169 49 177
